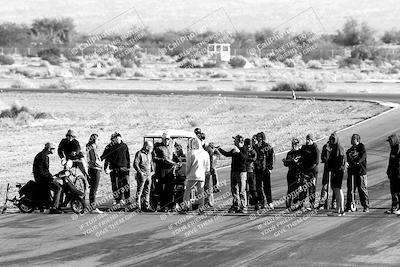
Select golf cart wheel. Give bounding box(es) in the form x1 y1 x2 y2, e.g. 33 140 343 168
18 197 34 213
70 197 85 214
74 175 87 194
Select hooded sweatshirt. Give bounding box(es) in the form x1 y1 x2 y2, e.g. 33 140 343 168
327 133 346 172
387 134 400 179
186 138 210 182
346 143 367 175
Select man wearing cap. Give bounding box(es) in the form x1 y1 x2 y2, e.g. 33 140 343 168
58 129 89 179
133 141 154 212
254 132 275 210
283 138 302 209
101 132 131 206
153 132 181 212
386 133 400 214
300 133 320 209
345 134 369 212
218 135 248 213
33 143 62 214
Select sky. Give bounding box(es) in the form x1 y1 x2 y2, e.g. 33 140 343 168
0 0 399 35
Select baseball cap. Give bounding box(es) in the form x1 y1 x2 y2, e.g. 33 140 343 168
44 142 55 150
66 129 76 137
232 135 244 142
194 128 202 135
111 132 121 140
306 133 314 140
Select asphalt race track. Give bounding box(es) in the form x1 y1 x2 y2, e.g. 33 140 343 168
1 90 400 266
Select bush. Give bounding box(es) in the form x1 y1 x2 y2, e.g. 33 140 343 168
179 59 202 68
133 71 145 77
210 71 229 78
234 84 259 91
0 103 30 118
271 82 314 92
197 85 214 91
10 78 35 89
284 59 295 68
121 59 134 68
339 57 361 68
38 48 61 65
15 111 35 126
228 56 246 68
107 67 126 77
202 61 217 68
0 55 15 65
307 60 323 69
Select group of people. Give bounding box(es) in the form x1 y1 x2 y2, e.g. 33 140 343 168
32 128 400 216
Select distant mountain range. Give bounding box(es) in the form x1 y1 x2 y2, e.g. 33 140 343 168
0 0 399 34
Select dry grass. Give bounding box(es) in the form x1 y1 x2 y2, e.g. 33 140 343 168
0 92 388 203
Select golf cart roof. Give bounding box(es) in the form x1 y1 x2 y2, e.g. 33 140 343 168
144 129 197 139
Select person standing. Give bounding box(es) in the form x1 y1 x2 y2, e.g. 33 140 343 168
244 138 258 206
33 142 62 214
319 140 336 209
386 134 400 214
182 138 210 214
327 132 346 216
153 132 181 212
133 141 154 212
101 132 131 206
300 133 320 209
283 138 302 210
58 129 89 180
86 134 103 214
218 135 248 213
254 132 275 210
345 134 369 213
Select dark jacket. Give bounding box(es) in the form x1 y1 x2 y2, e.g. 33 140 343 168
387 134 400 179
58 138 83 160
153 142 180 178
134 149 154 178
33 150 53 184
246 148 257 173
219 146 248 173
101 141 130 171
346 143 367 175
254 141 275 171
327 133 346 172
301 143 320 175
283 149 302 182
321 142 331 164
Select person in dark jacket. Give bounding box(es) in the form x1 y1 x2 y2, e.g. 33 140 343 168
219 135 248 213
101 132 131 205
244 138 257 206
33 142 62 214
254 132 275 210
283 138 302 210
152 132 181 212
386 133 400 214
345 134 369 212
58 129 89 179
134 141 154 212
300 133 320 209
327 132 346 216
319 140 336 209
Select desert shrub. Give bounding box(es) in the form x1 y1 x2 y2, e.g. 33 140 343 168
271 81 314 92
121 59 134 68
284 59 295 68
307 60 323 69
40 79 75 90
108 67 126 77
197 85 214 91
14 111 34 125
202 61 217 68
38 48 61 65
0 55 15 65
339 57 361 68
234 84 259 91
210 71 229 78
120 52 142 68
34 112 54 119
133 71 145 77
351 46 372 60
228 56 246 68
0 103 30 118
10 78 35 89
179 59 202 68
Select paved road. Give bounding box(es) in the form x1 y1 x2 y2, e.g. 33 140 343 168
1 91 400 266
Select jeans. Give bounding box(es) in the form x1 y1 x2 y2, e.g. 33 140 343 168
231 172 247 209
255 169 272 206
246 172 257 205
204 172 214 206
159 172 175 210
136 173 152 209
48 180 62 209
389 177 400 210
299 170 317 207
88 168 101 205
346 173 369 209
211 168 219 187
72 159 89 178
183 180 205 210
320 164 336 208
110 170 130 202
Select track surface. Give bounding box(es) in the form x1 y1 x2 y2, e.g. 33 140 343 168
1 90 400 266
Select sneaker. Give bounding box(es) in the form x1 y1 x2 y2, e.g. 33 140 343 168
49 208 62 214
91 208 104 214
393 209 400 215
228 206 238 213
338 211 345 217
142 207 155 212
385 209 394 214
236 209 247 214
267 203 274 210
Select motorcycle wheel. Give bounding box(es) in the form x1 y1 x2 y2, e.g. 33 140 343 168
18 197 34 213
350 202 357 212
70 197 85 214
74 175 87 194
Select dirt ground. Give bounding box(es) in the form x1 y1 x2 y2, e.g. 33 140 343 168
0 92 388 203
